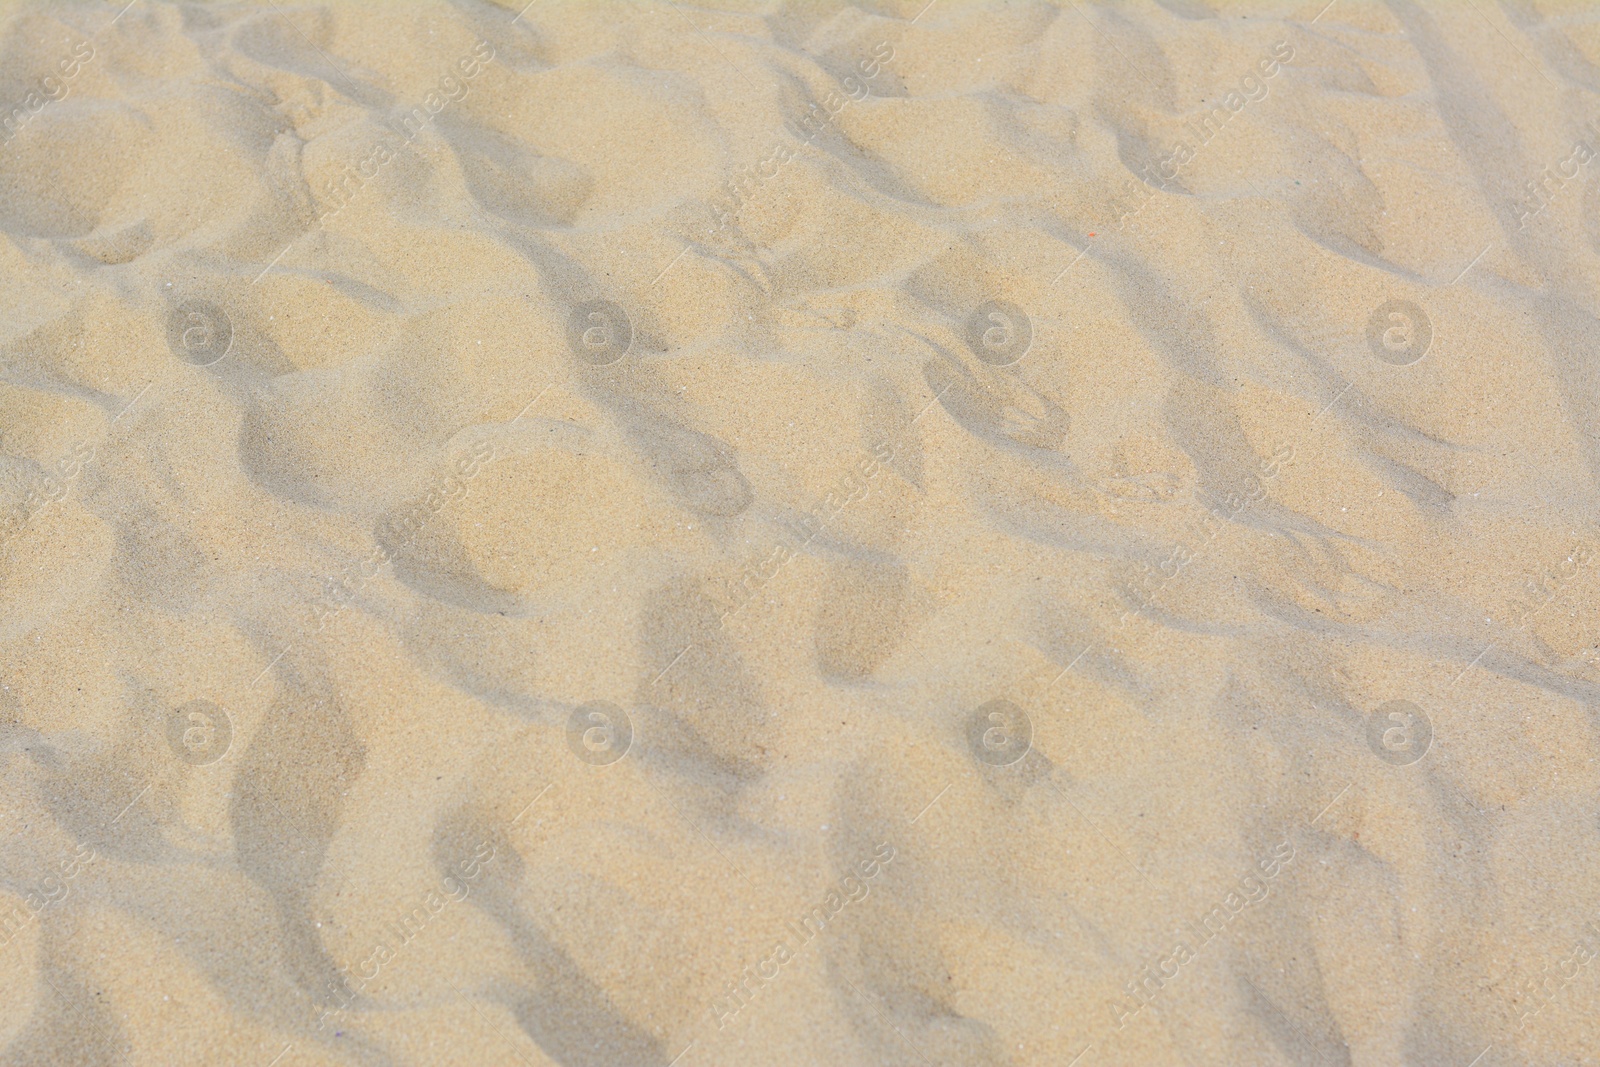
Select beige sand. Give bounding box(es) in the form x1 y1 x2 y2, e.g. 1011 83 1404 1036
1 0 1599 1064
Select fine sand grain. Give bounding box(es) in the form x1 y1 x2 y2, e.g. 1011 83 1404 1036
2 1 1599 1065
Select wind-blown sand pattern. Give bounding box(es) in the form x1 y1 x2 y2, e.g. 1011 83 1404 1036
1 0 1599 1064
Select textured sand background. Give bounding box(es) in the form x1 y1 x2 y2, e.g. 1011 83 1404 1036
2 0 1600 1064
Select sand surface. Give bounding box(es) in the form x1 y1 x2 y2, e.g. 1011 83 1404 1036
2 0 1599 1064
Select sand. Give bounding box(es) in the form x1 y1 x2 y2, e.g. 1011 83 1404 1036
1 0 1598 1064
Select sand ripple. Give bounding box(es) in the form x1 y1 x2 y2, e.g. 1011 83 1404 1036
1 1 1599 1064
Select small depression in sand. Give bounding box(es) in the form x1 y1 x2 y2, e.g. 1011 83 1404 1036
1 2 1598 1066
